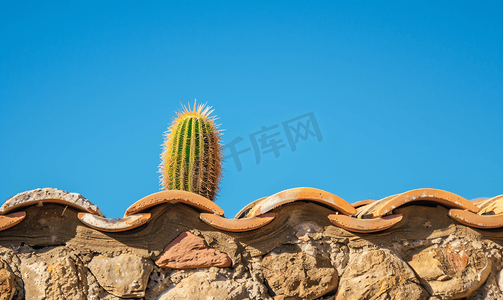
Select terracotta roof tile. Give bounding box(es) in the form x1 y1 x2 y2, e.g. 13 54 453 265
0 211 26 231
2 187 503 233
356 188 478 219
471 197 491 205
474 194 503 215
78 213 151 232
200 212 275 232
0 187 102 216
328 213 403 233
448 209 503 229
356 194 398 219
234 197 267 219
351 200 376 208
247 187 356 217
124 190 224 216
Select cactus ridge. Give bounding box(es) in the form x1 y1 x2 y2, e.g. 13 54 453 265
160 100 222 201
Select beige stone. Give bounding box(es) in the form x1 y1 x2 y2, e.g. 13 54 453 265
498 265 503 294
407 243 492 299
261 246 338 300
157 270 271 300
19 247 87 300
88 254 153 298
46 258 88 300
0 259 15 300
336 249 429 300
467 270 503 300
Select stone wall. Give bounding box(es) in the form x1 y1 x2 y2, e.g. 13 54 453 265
0 188 502 299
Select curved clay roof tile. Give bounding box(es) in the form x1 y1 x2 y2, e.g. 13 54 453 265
78 213 151 232
475 195 503 215
471 197 492 206
356 195 398 219
352 200 377 209
0 212 26 231
358 189 479 218
448 209 503 229
200 213 275 232
0 188 102 216
234 197 267 219
246 187 356 217
328 214 403 233
124 190 224 217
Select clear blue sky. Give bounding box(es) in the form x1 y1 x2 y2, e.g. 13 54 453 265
1 1 502 218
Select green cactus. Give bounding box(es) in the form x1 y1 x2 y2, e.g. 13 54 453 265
159 100 222 201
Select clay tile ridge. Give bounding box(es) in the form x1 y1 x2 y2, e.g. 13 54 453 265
357 188 479 219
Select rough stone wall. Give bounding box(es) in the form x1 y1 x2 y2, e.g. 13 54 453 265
1 189 503 299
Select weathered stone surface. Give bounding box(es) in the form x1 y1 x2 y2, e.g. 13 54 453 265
86 270 124 300
155 231 232 269
155 267 271 300
18 247 87 300
0 246 24 300
261 245 338 300
467 270 503 299
0 259 16 300
407 242 492 299
46 258 88 299
145 267 271 300
3 194 503 299
88 254 153 298
336 249 429 300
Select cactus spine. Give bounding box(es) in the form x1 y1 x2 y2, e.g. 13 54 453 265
160 100 222 201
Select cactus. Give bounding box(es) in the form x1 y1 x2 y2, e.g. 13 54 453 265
159 100 222 201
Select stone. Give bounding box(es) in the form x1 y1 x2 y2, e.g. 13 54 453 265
407 243 492 299
155 231 232 269
46 258 88 299
18 247 87 300
467 270 503 300
336 249 429 300
156 268 272 300
87 254 153 298
0 259 16 300
86 270 125 300
261 245 338 300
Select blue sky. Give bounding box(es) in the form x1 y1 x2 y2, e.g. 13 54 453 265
1 1 502 218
